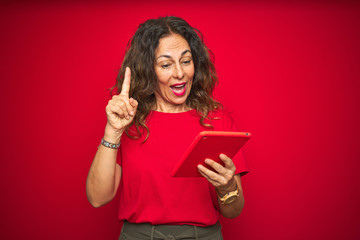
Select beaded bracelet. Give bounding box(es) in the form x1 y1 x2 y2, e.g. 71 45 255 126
101 138 120 149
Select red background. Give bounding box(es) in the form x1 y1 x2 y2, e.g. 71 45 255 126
1 1 359 239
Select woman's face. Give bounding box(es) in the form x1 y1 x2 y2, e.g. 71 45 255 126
154 33 194 112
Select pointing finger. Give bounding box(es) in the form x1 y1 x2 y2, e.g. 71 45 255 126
120 67 131 96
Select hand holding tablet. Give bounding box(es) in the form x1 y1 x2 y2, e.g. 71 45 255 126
171 131 251 177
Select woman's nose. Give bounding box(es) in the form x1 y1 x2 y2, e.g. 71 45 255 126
173 63 184 79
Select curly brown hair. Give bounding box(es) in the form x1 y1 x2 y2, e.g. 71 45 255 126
113 16 221 141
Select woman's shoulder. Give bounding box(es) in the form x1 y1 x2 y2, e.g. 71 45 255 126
209 107 234 120
208 107 236 131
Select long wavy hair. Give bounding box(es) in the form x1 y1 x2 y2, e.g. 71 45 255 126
113 16 221 141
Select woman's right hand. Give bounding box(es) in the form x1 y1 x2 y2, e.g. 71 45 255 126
87 69 136 207
105 67 138 139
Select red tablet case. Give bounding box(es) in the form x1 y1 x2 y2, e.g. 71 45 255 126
171 131 251 177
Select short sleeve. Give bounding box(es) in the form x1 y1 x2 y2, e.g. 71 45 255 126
231 122 249 176
232 149 249 176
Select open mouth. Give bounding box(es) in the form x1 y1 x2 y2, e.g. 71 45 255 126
170 82 187 96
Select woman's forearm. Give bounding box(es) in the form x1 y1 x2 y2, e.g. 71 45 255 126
86 127 122 207
218 175 245 218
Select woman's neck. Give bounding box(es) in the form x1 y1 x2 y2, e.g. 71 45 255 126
153 102 191 113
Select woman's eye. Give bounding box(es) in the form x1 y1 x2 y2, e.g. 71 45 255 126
161 64 171 69
182 60 191 65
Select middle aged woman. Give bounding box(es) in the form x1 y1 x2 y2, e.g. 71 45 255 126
86 16 249 239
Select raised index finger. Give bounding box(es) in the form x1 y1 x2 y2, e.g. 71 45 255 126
120 67 131 96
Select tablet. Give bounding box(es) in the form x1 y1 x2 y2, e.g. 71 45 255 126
171 131 251 177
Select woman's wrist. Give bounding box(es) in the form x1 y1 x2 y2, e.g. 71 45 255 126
103 124 124 144
216 179 238 197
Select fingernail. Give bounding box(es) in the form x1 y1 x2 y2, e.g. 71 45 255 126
129 110 134 115
205 159 211 164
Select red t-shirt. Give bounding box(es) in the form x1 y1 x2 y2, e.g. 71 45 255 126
117 109 248 226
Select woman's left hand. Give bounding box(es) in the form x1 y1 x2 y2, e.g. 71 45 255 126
197 154 237 195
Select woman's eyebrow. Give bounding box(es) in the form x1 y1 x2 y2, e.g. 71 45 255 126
181 49 191 56
156 50 192 61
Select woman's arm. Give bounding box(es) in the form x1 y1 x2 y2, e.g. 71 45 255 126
216 174 244 218
197 154 245 218
86 67 138 208
86 126 123 208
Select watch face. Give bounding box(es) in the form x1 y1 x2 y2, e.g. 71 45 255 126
224 195 238 204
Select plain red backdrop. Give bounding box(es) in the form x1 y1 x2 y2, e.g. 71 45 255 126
1 1 359 239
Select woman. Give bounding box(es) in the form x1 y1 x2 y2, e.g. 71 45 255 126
86 16 248 239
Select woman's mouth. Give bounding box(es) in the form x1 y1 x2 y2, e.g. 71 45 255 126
170 82 187 96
